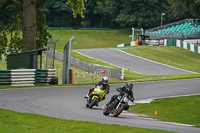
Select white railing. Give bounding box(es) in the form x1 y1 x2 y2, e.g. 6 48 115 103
0 69 57 86
11 69 36 86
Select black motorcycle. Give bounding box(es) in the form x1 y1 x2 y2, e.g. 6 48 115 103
103 93 133 117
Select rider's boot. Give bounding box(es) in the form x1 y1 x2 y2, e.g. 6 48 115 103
84 91 91 99
84 95 89 99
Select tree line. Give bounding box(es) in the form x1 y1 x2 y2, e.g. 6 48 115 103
0 0 200 59
42 0 197 29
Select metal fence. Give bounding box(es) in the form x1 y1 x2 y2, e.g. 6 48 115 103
52 49 123 79
70 57 123 79
73 71 95 84
72 70 118 84
147 19 195 32
45 38 59 69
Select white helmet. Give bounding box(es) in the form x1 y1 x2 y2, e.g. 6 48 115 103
102 76 109 83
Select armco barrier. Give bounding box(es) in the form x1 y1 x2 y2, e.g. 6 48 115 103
79 27 111 30
0 69 56 86
164 39 200 54
35 69 56 85
50 27 73 30
116 41 140 47
11 69 36 86
49 27 111 30
0 70 11 85
176 40 200 54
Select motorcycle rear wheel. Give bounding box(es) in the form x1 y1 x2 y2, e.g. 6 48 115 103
103 107 110 115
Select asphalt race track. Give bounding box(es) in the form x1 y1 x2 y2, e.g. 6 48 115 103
74 48 194 75
0 78 200 133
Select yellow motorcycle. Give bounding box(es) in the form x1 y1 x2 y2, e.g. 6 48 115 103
86 85 106 109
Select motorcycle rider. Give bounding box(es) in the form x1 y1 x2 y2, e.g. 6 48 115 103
106 83 134 110
86 76 110 105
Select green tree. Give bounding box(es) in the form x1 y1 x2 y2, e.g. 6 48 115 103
105 0 169 29
81 0 110 28
0 1 23 60
42 0 116 28
169 0 200 19
0 0 86 59
94 0 109 28
167 1 191 21
42 0 75 27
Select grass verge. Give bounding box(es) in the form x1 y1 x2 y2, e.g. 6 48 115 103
49 29 133 52
0 108 174 133
0 59 6 70
71 51 200 82
1 31 200 86
124 70 200 82
129 95 200 127
1 48 200 89
122 46 200 73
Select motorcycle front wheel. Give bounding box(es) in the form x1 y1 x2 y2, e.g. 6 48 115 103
113 104 124 117
89 97 97 109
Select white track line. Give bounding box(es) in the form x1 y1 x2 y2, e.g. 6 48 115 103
122 112 194 127
115 49 197 74
146 93 200 101
73 50 143 74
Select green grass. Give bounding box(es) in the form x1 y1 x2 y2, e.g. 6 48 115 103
123 46 200 73
1 47 200 86
42 54 120 85
0 109 174 133
0 59 6 70
71 51 200 82
124 70 200 82
129 95 200 127
1 30 200 85
49 29 135 52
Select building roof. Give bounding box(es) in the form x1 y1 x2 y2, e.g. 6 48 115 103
8 48 47 56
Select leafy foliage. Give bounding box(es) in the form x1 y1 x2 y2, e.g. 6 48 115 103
36 9 52 49
42 0 198 28
169 0 200 18
42 0 112 28
0 0 86 60
0 3 22 59
0 1 51 60
42 0 77 27
67 0 87 18
166 1 192 22
1 0 199 61
105 0 169 28
0 30 8 61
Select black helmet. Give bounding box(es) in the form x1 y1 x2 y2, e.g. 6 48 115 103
102 76 109 83
126 83 133 91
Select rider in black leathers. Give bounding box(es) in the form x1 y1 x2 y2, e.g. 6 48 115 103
106 83 134 110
